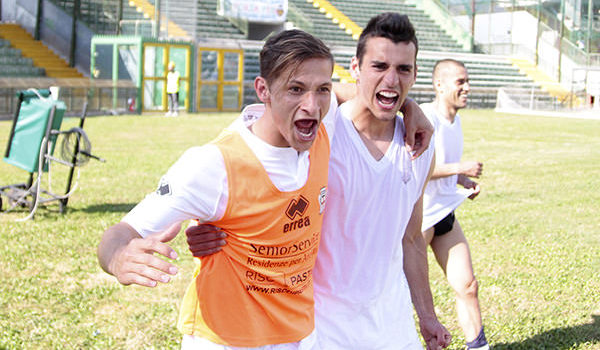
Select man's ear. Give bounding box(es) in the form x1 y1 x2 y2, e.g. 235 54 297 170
255 76 270 103
350 56 360 83
433 78 443 94
413 64 418 82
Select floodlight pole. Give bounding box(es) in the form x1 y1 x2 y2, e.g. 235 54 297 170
558 0 565 82
34 0 42 40
471 0 476 52
117 0 123 34
586 0 592 66
69 0 80 67
535 0 542 66
154 0 161 39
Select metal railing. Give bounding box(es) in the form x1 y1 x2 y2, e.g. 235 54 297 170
119 19 156 37
0 78 137 119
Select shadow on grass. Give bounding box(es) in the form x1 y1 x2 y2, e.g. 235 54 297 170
77 203 137 214
493 315 600 349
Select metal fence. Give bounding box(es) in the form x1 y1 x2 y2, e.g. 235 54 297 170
0 78 137 119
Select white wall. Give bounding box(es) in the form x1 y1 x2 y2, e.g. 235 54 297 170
456 11 582 85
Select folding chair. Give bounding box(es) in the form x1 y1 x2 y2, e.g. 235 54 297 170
1 89 104 219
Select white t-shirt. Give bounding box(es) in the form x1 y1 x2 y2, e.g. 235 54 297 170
312 102 435 350
420 102 473 231
122 95 338 350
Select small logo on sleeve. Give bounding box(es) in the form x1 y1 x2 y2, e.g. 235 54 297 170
318 186 327 214
156 177 172 196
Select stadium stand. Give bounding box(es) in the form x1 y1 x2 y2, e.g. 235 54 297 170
0 24 82 78
327 0 466 52
0 38 45 77
0 40 46 77
52 0 122 34
172 0 246 40
1 0 562 111
50 0 245 39
235 0 550 108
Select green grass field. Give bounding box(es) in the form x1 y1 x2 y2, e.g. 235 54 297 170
0 110 599 349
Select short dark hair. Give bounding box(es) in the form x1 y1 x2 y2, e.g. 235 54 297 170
432 59 466 84
260 29 334 85
356 12 418 66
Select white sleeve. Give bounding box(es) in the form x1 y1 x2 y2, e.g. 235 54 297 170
321 93 339 145
122 144 228 238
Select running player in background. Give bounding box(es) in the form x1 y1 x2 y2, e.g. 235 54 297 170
420 58 488 350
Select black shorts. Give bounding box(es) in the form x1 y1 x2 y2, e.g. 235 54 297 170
434 211 455 236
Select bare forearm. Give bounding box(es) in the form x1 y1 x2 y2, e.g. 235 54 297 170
404 232 437 320
433 159 482 180
403 200 437 322
430 162 461 179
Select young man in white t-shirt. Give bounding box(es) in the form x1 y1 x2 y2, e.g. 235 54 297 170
420 59 488 350
187 14 452 350
312 13 450 350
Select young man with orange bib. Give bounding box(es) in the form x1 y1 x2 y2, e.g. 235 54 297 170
98 30 336 349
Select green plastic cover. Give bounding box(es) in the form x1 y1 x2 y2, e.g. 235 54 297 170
3 91 66 173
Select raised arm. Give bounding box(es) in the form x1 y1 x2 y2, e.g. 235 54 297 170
97 222 181 287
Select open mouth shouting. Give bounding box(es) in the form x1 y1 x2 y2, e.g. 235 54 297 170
294 119 319 142
376 90 399 110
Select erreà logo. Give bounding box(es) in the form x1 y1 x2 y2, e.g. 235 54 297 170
285 195 308 220
284 195 310 233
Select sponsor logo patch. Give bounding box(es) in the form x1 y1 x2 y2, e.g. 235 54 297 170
318 186 327 214
156 177 172 196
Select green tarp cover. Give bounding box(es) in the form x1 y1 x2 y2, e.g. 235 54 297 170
3 91 66 173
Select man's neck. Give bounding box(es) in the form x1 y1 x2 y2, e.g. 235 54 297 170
250 109 291 150
348 99 395 140
433 98 457 123
347 98 396 160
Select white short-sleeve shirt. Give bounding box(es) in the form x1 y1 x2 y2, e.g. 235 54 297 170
420 102 473 231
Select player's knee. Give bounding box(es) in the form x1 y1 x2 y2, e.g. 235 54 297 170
463 277 479 299
453 275 478 299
